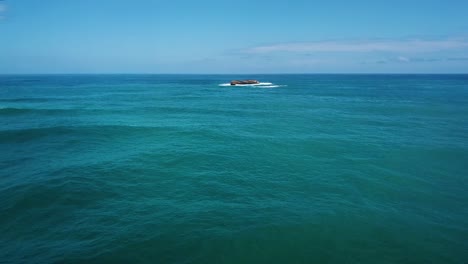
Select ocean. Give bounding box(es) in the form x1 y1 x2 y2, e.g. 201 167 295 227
1 74 467 263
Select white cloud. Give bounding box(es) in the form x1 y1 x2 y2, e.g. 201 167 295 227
397 56 410 62
244 38 468 54
447 57 468 61
0 2 6 19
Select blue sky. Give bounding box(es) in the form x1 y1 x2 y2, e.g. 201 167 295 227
1 0 468 73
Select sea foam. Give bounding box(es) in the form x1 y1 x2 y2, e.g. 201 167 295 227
218 82 282 88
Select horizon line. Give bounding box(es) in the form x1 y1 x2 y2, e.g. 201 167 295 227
1 73 468 75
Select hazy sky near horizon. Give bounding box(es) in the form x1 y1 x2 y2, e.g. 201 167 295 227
1 0 468 73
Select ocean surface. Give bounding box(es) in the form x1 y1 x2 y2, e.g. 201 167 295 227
1 74 467 263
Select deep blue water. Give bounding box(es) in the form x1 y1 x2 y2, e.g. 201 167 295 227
1 74 467 263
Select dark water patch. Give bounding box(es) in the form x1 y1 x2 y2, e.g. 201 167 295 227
0 97 68 103
0 126 75 143
0 107 37 115
0 107 78 116
138 105 273 118
0 125 180 143
0 107 148 118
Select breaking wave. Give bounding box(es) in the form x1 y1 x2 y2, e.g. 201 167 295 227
218 82 284 88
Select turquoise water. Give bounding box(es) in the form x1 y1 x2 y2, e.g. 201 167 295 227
1 74 467 263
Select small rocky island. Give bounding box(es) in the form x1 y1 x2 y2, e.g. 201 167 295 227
230 80 260 86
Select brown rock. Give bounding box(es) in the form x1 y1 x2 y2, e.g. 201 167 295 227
230 80 260 85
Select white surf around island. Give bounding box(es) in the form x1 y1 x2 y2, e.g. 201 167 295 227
218 82 284 88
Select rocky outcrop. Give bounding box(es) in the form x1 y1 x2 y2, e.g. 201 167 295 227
230 80 260 85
